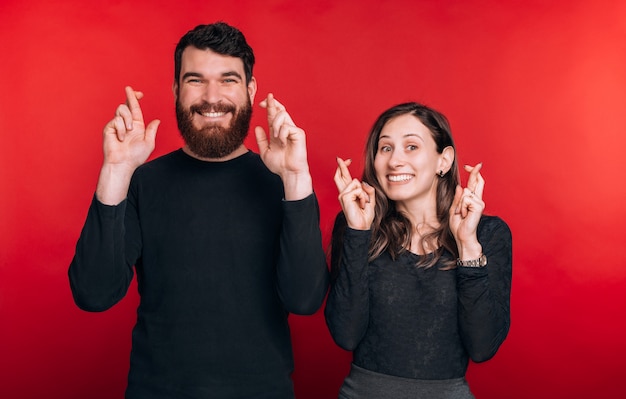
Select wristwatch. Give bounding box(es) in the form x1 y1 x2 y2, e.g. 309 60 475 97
457 253 487 267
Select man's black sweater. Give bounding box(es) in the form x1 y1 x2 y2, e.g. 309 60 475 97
69 149 329 398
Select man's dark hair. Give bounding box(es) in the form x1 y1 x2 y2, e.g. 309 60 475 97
174 22 255 84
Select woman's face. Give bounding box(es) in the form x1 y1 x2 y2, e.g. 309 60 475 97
374 114 444 205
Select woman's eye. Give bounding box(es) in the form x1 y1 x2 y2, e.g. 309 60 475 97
380 146 391 153
407 145 418 151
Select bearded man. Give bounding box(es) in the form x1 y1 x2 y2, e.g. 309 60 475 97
69 22 329 399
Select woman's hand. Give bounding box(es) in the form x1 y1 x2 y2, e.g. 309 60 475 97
334 157 375 230
449 163 485 259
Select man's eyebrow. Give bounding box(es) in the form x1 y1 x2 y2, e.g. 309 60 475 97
222 71 243 80
181 71 243 80
181 72 203 80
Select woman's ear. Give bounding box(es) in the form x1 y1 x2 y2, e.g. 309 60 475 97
439 146 455 174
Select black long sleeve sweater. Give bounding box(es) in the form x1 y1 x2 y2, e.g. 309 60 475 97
69 149 329 398
325 214 512 380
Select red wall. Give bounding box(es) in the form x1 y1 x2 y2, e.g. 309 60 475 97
1 0 625 397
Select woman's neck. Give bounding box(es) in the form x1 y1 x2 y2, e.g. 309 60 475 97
395 197 439 230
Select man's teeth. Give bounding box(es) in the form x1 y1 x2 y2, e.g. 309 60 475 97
388 174 413 182
202 111 226 118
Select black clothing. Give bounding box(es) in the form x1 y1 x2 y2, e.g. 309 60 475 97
69 149 329 398
325 214 511 384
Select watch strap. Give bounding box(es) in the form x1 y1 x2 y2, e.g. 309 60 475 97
457 253 487 267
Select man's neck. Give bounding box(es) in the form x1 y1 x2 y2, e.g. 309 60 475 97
182 144 248 162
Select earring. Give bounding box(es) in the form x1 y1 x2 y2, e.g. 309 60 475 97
438 170 445 178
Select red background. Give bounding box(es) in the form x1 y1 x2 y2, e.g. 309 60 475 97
1 0 625 397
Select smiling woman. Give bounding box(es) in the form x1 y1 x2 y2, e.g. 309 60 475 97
373 113 455 211
325 102 512 399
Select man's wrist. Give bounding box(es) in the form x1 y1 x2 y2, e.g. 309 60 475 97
281 172 313 201
95 163 135 205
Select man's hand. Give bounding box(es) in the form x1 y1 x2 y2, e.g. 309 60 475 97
96 86 160 205
254 93 312 200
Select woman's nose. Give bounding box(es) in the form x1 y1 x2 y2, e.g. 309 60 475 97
388 150 405 168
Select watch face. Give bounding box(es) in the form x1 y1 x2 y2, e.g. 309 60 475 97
480 254 488 266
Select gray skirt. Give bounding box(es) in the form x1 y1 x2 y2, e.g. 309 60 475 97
338 364 475 399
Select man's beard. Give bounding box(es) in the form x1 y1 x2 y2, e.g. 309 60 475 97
176 98 252 159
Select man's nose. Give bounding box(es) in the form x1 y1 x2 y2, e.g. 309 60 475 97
202 82 221 103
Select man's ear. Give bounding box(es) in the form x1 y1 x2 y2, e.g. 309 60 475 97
248 76 257 104
172 81 179 100
439 146 455 174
